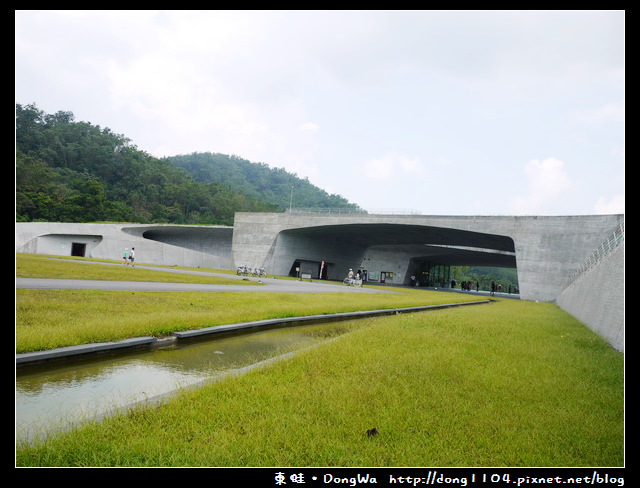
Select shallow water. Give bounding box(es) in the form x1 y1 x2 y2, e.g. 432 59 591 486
16 321 360 443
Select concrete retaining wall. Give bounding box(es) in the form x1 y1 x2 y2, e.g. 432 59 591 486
556 241 624 352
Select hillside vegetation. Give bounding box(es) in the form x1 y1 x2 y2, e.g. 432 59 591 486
168 152 359 212
16 103 361 225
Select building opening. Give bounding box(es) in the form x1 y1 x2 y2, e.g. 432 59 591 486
407 261 452 288
71 242 86 257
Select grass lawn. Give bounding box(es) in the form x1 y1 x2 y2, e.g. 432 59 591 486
15 254 624 467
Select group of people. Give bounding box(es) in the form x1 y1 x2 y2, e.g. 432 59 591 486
122 247 135 266
347 268 365 280
453 280 478 292
490 281 502 295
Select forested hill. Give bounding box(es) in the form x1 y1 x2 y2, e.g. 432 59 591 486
15 103 361 225
167 152 356 212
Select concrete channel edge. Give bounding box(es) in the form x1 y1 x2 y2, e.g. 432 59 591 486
16 300 490 367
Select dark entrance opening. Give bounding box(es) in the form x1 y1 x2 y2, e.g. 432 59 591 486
71 242 86 257
290 260 328 279
289 261 301 278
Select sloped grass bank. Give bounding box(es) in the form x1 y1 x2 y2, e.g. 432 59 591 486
16 300 623 467
15 289 483 353
16 253 257 284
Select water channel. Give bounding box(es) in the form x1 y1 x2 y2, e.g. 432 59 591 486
16 320 365 444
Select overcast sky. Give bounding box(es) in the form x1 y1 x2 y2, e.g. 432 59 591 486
15 10 625 216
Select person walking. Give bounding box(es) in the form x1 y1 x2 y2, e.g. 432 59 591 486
129 247 135 267
123 248 129 266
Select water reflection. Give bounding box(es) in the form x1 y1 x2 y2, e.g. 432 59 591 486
16 321 360 443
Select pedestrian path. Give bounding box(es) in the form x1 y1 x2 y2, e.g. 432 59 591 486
15 259 393 294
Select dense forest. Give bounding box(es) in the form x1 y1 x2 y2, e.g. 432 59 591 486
15 103 361 225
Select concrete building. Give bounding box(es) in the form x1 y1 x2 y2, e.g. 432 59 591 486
15 222 234 270
15 212 624 350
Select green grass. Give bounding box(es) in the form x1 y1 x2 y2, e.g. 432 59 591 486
15 253 257 284
16 288 480 353
15 254 624 467
16 253 484 353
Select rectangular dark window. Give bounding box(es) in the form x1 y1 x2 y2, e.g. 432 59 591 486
71 242 86 257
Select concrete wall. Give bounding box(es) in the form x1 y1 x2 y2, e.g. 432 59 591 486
556 241 624 352
15 222 234 269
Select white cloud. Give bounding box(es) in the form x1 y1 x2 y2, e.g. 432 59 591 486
594 194 625 214
570 103 625 125
511 157 573 214
364 154 425 181
299 122 320 132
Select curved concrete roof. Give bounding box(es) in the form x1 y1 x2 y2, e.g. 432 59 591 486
280 223 517 268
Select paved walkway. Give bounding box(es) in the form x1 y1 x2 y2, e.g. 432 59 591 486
15 260 394 294
16 261 519 297
15 276 393 293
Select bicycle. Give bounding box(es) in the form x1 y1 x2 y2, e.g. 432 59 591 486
236 264 251 276
342 277 362 287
